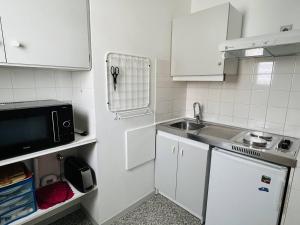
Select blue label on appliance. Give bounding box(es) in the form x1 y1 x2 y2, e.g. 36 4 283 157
258 187 269 192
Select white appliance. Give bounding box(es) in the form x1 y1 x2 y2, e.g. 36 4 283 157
206 148 288 225
219 29 300 58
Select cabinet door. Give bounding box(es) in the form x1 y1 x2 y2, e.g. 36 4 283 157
176 137 209 220
0 18 6 63
171 3 229 77
155 131 179 201
0 0 90 69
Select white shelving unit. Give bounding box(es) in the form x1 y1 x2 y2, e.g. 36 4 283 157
0 134 97 167
10 180 97 225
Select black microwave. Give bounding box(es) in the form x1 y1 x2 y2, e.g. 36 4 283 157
0 100 75 160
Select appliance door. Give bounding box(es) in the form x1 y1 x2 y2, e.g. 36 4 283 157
0 108 57 159
206 148 288 225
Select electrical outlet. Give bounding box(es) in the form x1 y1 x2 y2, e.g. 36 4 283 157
280 24 293 32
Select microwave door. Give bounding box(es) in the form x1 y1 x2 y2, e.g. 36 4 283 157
0 109 55 159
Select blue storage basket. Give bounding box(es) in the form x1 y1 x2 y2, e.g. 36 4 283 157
0 176 37 225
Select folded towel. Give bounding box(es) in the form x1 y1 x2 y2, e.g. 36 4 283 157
36 181 74 209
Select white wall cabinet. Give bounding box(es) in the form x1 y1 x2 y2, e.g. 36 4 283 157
155 131 210 222
0 18 5 63
171 3 242 81
0 0 91 70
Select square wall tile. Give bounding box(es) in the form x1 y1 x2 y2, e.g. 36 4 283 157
208 89 221 101
35 70 55 88
284 125 300 139
219 102 234 116
254 58 274 74
221 89 235 103
291 74 300 91
266 107 287 124
295 56 300 74
288 92 300 109
0 69 12 88
252 74 272 90
233 104 250 119
206 101 220 114
54 71 73 88
12 69 35 88
268 90 290 108
0 89 13 103
286 109 300 126
273 56 295 74
238 59 254 74
217 115 233 125
264 122 284 135
249 105 267 121
36 88 57 100
236 74 253 90
248 119 265 130
235 90 251 105
13 89 36 101
271 74 292 91
232 117 248 128
251 90 269 106
56 88 73 101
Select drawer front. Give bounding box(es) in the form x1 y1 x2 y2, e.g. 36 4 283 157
0 202 36 225
0 178 34 203
0 192 35 215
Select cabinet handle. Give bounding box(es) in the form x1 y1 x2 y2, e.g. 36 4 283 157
181 149 184 156
172 146 176 154
11 41 21 48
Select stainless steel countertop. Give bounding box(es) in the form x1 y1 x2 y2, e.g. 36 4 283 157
157 118 300 168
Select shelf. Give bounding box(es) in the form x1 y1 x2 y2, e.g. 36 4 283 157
11 180 98 225
0 134 97 167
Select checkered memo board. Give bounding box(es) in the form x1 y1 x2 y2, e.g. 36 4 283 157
106 53 151 113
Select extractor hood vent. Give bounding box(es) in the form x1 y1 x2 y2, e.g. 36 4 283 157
219 30 300 58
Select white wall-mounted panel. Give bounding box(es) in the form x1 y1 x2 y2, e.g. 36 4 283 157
125 125 156 170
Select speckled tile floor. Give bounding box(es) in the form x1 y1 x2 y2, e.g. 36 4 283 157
50 194 202 225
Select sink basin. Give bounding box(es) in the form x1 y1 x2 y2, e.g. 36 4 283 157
170 121 206 131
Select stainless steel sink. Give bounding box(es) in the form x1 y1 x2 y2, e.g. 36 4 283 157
169 121 206 131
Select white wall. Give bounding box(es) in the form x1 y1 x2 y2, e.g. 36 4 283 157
88 0 190 224
191 0 300 37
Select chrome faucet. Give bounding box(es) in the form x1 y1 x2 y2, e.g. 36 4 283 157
193 102 202 124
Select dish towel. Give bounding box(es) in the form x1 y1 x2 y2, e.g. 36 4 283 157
36 181 74 209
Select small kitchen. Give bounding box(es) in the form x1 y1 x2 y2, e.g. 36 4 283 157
0 0 300 225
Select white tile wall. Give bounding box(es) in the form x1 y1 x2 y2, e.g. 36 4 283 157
185 56 300 138
0 67 96 136
0 67 74 102
155 59 187 122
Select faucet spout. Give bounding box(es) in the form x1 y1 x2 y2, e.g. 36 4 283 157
193 102 202 124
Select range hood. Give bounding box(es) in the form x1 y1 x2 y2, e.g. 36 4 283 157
219 30 300 58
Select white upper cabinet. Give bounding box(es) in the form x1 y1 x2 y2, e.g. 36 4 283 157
171 3 242 81
0 18 6 63
0 0 90 70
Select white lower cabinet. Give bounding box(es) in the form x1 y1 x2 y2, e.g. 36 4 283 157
155 131 210 222
155 131 178 201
